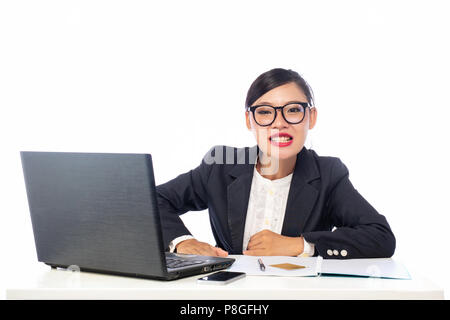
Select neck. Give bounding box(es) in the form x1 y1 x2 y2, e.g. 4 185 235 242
256 153 297 180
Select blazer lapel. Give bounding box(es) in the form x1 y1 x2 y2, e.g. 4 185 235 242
227 145 258 254
281 147 320 237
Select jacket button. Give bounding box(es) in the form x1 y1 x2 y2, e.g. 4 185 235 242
341 250 348 257
333 250 339 256
327 249 333 256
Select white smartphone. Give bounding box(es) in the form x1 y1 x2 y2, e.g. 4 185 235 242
197 271 246 285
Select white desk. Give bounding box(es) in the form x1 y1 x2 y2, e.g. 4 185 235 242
6 259 444 300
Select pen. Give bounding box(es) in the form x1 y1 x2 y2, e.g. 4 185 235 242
258 258 266 271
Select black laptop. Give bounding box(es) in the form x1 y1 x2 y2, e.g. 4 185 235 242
20 151 235 280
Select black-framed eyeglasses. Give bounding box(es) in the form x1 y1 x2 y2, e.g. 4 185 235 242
247 102 312 126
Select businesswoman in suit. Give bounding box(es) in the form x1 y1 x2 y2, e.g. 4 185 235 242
156 68 396 259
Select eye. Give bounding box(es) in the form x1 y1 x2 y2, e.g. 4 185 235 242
255 107 274 115
286 105 304 113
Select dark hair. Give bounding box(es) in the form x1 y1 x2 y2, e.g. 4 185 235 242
245 68 315 109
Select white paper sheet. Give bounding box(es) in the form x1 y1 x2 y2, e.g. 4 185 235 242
227 256 320 277
227 255 410 279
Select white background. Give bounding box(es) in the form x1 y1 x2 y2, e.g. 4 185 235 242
1 0 449 299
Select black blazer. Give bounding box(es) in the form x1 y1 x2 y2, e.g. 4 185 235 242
156 145 396 259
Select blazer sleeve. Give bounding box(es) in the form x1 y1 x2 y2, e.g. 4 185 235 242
302 159 396 259
155 148 214 250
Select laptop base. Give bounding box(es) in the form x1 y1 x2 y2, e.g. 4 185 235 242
45 260 233 281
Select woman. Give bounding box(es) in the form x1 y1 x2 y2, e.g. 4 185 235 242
156 68 396 259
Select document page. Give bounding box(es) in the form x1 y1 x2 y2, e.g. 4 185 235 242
227 255 320 277
227 255 410 279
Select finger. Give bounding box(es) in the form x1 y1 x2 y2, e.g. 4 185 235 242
247 238 264 250
214 247 229 257
197 245 219 257
248 233 263 242
178 243 213 256
198 250 216 257
180 241 224 257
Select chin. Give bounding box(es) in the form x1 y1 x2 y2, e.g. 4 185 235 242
270 150 298 160
264 145 303 160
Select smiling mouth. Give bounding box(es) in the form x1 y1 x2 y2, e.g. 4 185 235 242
269 133 293 146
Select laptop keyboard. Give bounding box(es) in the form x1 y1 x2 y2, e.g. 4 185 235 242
166 256 205 269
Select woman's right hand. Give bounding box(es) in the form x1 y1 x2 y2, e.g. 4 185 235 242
176 238 229 257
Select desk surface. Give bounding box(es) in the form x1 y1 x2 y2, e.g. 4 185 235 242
6 258 444 300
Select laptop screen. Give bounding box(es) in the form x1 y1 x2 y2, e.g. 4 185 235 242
21 151 168 278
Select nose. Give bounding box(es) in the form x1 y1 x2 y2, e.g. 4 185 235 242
271 109 289 129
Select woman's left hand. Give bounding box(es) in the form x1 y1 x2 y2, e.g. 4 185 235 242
243 229 304 256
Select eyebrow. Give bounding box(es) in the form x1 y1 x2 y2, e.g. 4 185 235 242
255 100 308 106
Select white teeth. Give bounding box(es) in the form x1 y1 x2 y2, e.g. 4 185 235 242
271 136 292 142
